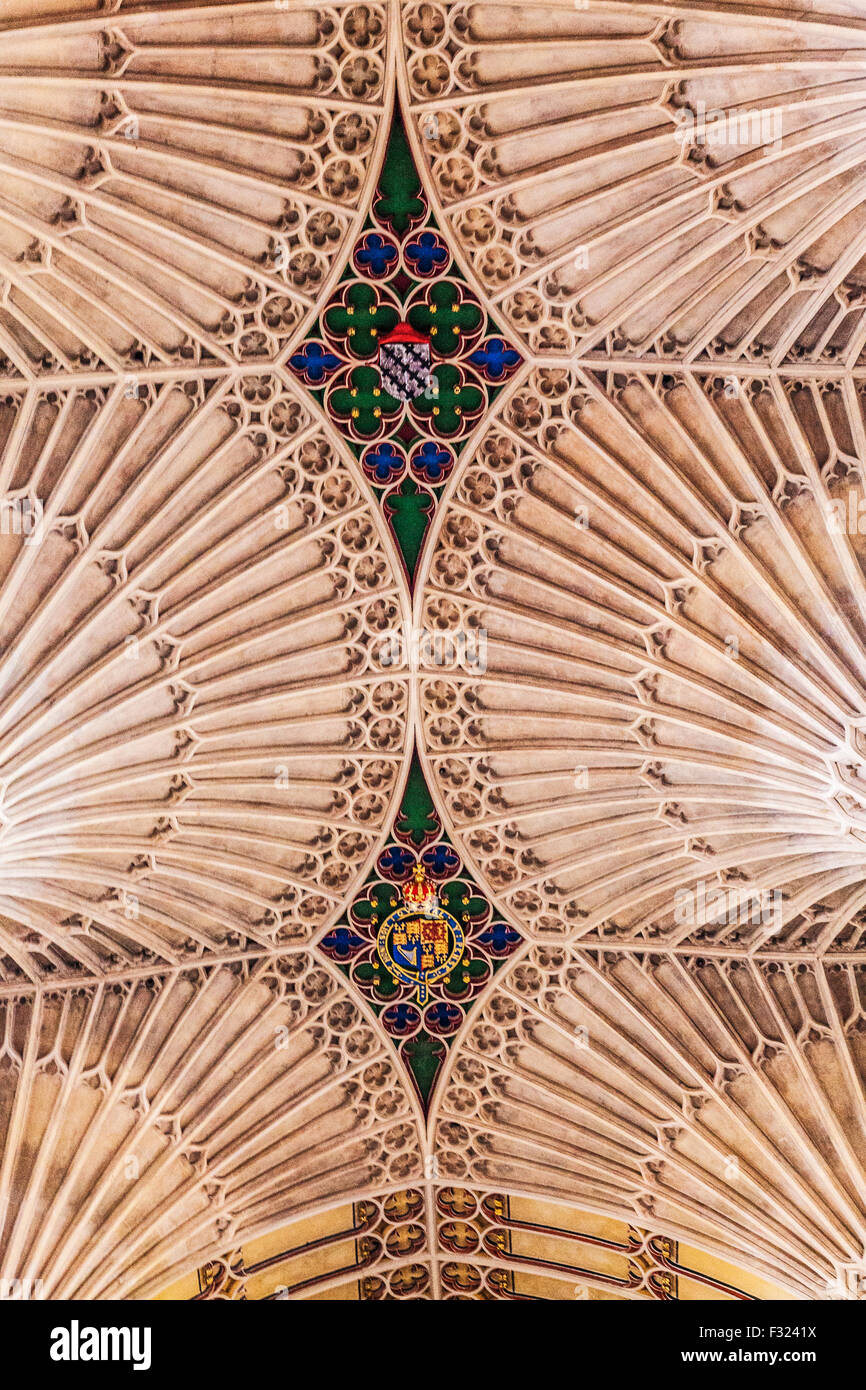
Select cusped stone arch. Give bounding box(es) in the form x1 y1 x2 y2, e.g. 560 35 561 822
428 1182 800 1301
155 1183 435 1300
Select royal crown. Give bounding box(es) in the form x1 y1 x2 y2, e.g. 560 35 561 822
402 863 438 912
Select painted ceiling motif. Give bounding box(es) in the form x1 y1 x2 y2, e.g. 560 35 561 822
157 1190 797 1300
0 0 864 1302
320 748 523 1106
288 109 521 580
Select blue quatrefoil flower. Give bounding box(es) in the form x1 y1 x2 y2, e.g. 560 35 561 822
362 440 407 486
477 920 521 956
377 843 417 880
289 340 343 385
319 926 367 961
410 439 454 485
353 231 400 279
421 842 461 879
404 230 449 278
467 336 521 382
382 1002 422 1036
424 1001 463 1035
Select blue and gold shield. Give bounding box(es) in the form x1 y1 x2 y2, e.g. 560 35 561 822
376 900 464 1006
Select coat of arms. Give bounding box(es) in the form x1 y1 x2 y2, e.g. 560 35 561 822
376 864 464 1005
377 321 432 402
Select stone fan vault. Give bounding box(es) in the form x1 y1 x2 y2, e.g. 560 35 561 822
0 0 864 1302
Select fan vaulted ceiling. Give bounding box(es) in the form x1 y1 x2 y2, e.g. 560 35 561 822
0 0 864 1302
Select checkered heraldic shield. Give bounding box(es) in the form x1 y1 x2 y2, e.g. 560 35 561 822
378 322 432 402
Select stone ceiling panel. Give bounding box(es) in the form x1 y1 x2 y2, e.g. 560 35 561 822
416 361 866 954
0 1 391 379
432 943 866 1299
0 954 423 1298
399 0 866 364
0 372 411 984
